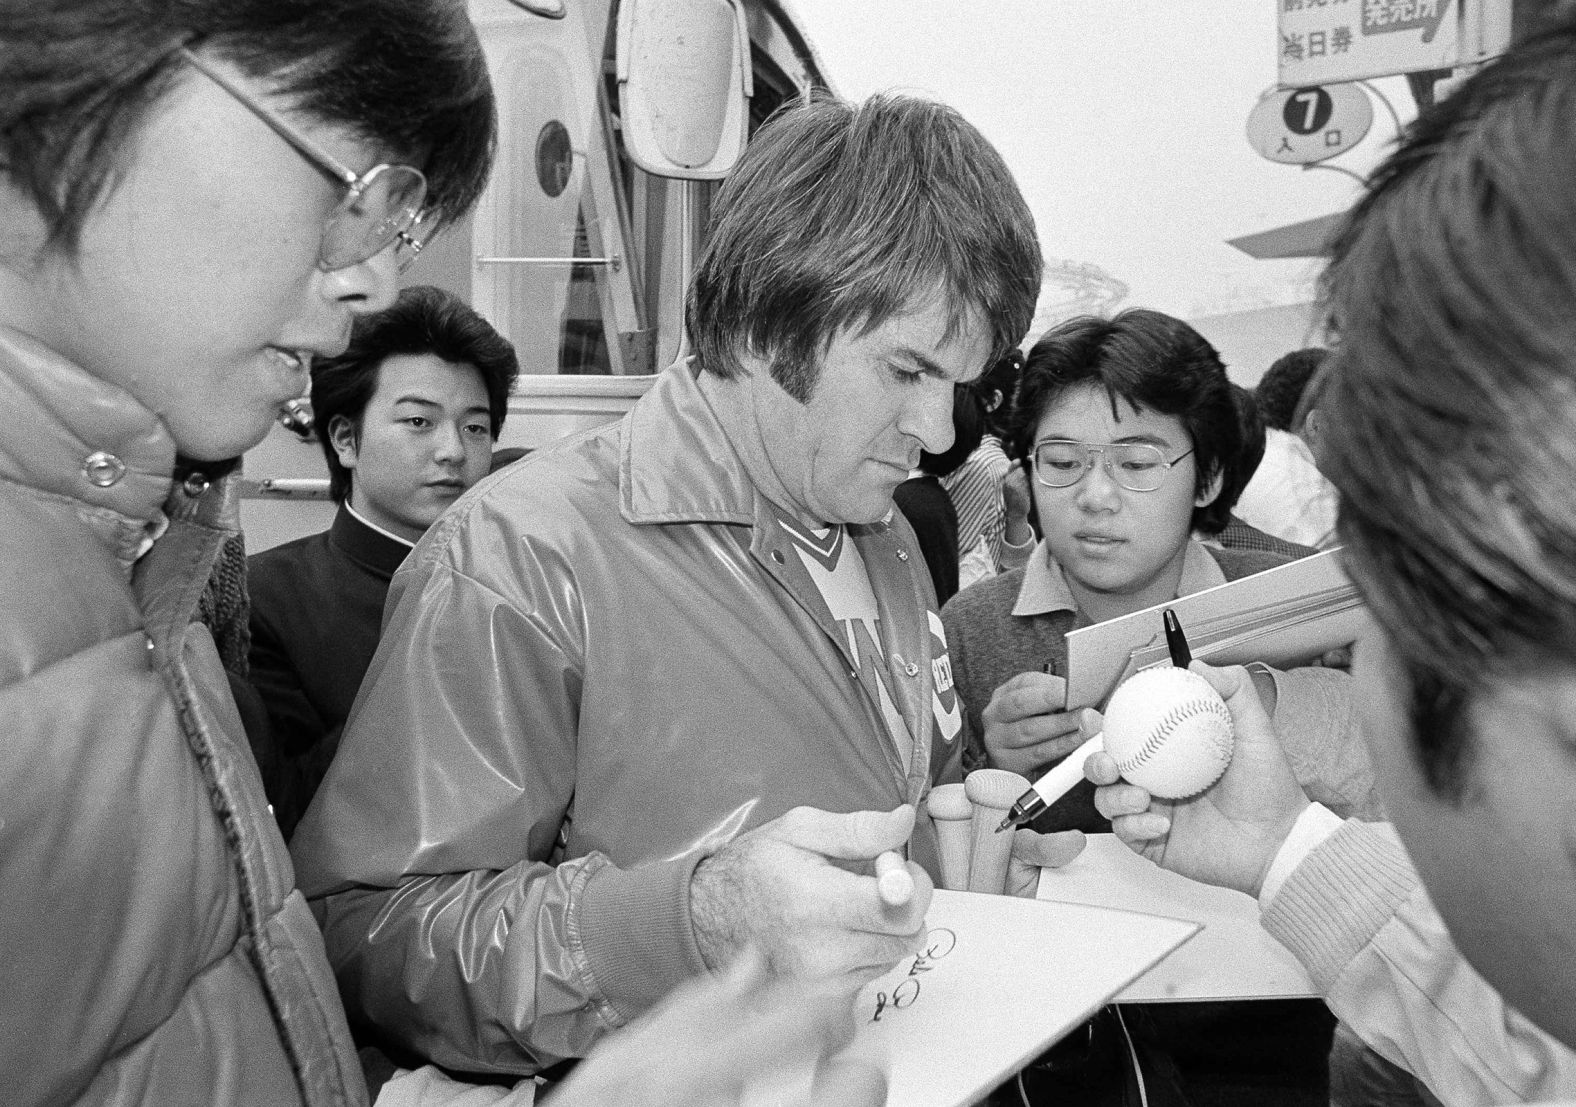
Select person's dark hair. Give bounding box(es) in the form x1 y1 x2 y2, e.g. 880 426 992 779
0 0 495 254
686 92 1043 402
1319 16 1576 801
1220 383 1266 513
1005 308 1241 535
918 351 1023 478
311 284 518 501
1255 347 1328 431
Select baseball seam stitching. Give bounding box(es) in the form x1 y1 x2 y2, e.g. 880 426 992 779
1116 698 1232 774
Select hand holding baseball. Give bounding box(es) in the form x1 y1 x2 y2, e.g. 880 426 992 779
1088 661 1312 897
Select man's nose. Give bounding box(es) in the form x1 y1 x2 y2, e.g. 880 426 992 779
906 382 956 456
321 246 400 316
431 423 466 463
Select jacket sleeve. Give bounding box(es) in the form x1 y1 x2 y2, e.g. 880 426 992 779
1263 820 1576 1106
290 545 708 1075
1262 664 1384 819
940 600 987 774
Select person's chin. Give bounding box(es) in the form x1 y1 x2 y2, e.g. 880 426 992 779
843 487 900 526
1059 551 1137 591
172 415 275 464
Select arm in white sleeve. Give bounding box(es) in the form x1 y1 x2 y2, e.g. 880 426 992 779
1262 820 1576 1106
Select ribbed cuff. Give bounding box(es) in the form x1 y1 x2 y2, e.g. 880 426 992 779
1261 820 1419 992
577 850 710 1022
1259 802 1343 906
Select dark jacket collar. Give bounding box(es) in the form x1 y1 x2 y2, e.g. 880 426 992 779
329 505 413 580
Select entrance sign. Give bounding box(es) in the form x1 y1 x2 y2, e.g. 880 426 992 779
1246 82 1373 164
1278 0 1511 86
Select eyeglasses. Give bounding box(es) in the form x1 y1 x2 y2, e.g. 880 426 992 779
1031 439 1196 493
179 48 429 272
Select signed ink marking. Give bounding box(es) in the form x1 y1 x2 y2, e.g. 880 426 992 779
871 927 956 1022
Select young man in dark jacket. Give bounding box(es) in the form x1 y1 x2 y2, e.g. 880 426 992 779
246 285 517 840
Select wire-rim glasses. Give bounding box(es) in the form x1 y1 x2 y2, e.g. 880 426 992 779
178 48 429 272
1032 439 1196 493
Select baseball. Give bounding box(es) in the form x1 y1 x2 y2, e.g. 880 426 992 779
1102 667 1234 798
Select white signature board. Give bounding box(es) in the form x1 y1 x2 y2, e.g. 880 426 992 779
746 889 1197 1107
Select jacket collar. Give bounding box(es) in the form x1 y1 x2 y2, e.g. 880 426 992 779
0 324 174 526
333 504 414 580
620 359 761 526
1012 536 1227 618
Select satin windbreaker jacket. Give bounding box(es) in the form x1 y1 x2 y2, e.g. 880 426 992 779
0 328 365 1105
293 360 966 1076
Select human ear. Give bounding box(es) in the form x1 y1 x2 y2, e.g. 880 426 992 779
328 415 360 470
1195 467 1225 508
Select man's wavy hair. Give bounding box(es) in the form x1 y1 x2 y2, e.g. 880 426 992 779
1 0 495 254
1319 15 1576 801
686 92 1043 402
1005 309 1243 536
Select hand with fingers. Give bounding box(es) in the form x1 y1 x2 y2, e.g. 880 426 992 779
1005 826 1086 898
548 950 886 1107
980 670 1100 779
689 804 934 986
1001 463 1035 548
1085 660 1313 897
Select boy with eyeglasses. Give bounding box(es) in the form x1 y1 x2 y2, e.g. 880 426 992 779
940 308 1381 1104
0 3 492 1103
943 309 1375 821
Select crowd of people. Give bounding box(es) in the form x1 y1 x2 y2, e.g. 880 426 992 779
5 2 1576 1106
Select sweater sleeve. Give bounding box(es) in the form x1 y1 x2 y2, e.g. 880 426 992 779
1264 664 1384 819
1264 821 1576 1106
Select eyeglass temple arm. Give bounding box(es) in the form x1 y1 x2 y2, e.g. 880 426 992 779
178 48 359 189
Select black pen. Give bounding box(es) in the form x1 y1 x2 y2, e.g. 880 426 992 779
1164 607 1192 668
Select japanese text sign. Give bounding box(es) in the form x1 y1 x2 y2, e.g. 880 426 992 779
1278 0 1505 85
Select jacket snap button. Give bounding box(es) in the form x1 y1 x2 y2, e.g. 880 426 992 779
905 662 920 677
83 450 127 488
182 472 211 497
895 548 910 562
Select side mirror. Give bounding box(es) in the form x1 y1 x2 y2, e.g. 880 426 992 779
616 0 752 179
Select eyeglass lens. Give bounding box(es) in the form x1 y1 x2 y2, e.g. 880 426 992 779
320 163 428 270
1034 441 1170 491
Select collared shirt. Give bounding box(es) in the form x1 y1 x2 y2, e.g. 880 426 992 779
1010 537 1228 619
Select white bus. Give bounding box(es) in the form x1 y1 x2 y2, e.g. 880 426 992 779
242 0 831 550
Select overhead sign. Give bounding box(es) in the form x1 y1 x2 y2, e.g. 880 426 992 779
1247 83 1373 165
1278 0 1510 86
